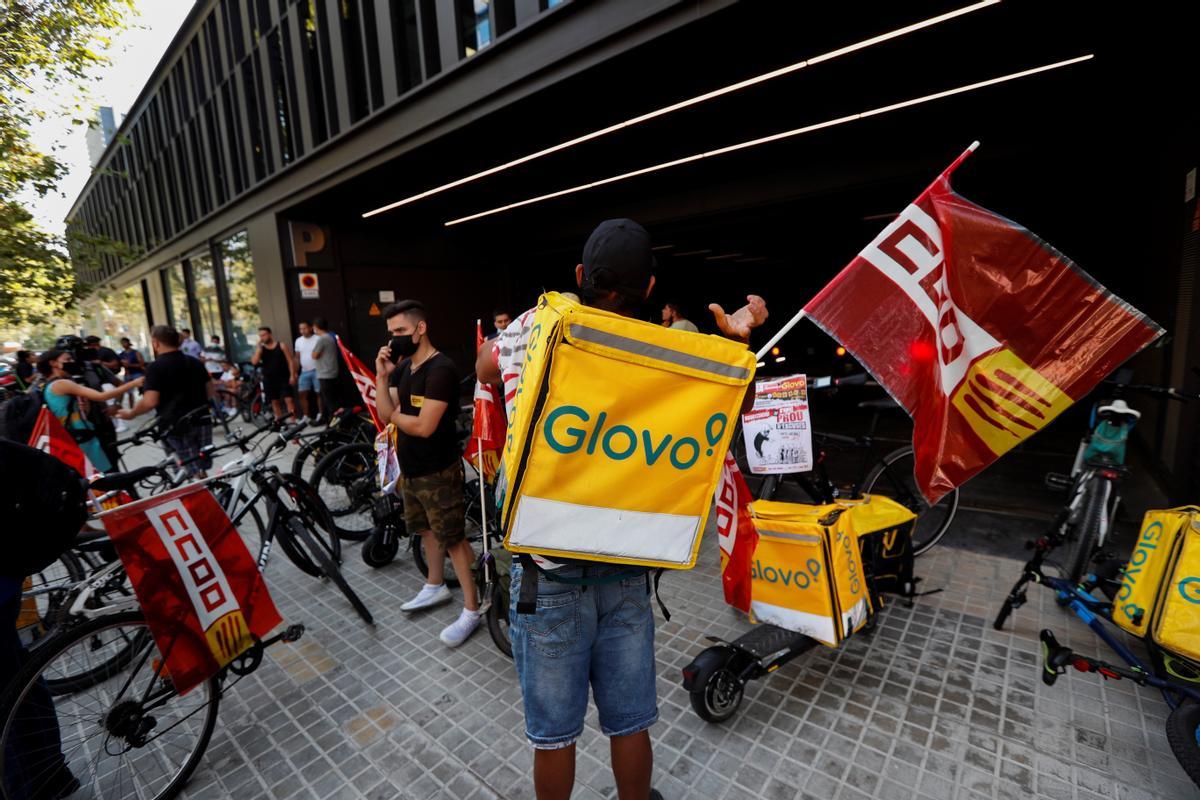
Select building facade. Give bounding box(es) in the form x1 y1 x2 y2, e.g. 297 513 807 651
67 0 1199 498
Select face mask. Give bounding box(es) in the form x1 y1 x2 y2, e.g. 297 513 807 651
62 361 83 376
389 334 419 362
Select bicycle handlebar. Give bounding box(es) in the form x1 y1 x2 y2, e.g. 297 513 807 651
1100 380 1199 401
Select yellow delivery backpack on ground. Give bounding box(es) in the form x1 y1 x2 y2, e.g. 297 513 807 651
500 292 755 568
749 496 916 646
1113 506 1200 663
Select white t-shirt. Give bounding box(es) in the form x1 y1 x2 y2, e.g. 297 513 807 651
294 334 318 372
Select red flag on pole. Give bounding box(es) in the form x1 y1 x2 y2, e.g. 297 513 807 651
336 336 384 431
715 453 758 614
464 320 507 482
803 144 1163 503
101 483 282 695
27 407 100 480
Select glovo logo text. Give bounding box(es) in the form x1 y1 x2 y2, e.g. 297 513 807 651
752 558 822 590
1118 519 1163 623
838 530 862 595
542 407 727 471
1179 576 1200 605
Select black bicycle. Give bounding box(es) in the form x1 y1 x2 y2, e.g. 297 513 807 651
749 374 958 556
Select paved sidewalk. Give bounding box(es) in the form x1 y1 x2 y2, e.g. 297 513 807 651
125 428 1198 799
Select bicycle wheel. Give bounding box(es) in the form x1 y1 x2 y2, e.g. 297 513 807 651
1166 701 1200 788
1064 479 1105 585
286 517 374 625
486 578 512 658
20 552 84 645
862 446 959 556
273 479 343 577
310 443 377 541
0 611 219 800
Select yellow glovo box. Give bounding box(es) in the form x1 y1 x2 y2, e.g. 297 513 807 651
749 496 916 647
1113 506 1200 663
500 292 756 569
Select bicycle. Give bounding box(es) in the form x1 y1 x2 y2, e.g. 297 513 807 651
201 420 374 625
1004 541 1200 787
288 406 376 479
0 603 304 800
994 380 1198 613
307 441 512 654
749 374 959 556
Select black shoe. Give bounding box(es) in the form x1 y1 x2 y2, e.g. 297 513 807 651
649 791 664 800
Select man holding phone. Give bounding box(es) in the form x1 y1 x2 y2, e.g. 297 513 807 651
373 300 480 647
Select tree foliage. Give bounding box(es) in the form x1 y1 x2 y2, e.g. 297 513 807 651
0 0 137 327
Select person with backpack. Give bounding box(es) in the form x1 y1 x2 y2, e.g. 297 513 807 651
0 439 89 800
35 350 142 472
477 219 767 800
54 335 126 467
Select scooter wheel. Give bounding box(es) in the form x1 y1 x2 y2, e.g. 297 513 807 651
362 530 400 568
688 648 744 723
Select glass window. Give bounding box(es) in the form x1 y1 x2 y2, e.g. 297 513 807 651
217 231 259 363
190 250 220 345
164 262 193 334
459 0 491 57
106 284 152 356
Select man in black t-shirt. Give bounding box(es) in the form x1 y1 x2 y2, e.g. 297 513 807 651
374 300 478 647
118 325 214 477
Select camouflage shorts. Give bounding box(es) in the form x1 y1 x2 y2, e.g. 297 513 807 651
401 460 465 547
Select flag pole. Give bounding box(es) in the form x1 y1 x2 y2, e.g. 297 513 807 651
753 141 980 362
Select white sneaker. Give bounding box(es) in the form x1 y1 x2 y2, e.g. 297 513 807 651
297 415 309 424
440 609 482 647
401 583 452 612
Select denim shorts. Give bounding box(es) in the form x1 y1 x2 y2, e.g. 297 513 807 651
509 560 658 749
297 369 318 392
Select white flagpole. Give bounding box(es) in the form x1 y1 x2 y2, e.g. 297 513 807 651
756 310 806 361
753 142 980 363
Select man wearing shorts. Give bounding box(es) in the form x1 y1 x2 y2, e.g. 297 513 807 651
293 321 320 422
373 300 480 647
477 219 767 799
251 326 297 420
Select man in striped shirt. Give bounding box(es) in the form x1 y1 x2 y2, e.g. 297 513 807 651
478 219 766 800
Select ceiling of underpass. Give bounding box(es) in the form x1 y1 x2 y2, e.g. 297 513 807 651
283 0 1193 379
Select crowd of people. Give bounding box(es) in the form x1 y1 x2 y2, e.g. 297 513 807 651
1 217 766 800
2 315 346 475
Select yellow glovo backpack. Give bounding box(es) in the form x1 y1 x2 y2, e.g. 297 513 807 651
1113 506 1200 663
500 292 756 569
750 497 917 647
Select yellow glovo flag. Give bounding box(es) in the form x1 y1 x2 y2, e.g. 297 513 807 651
501 292 756 569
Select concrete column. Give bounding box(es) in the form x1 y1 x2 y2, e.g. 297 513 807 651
144 271 169 330
245 212 292 340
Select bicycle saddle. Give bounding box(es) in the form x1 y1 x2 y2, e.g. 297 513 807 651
1097 399 1141 420
91 465 158 492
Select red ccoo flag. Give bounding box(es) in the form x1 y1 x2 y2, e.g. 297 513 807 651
101 483 282 694
803 144 1162 503
27 407 100 480
336 336 384 432
464 320 507 482
715 453 758 613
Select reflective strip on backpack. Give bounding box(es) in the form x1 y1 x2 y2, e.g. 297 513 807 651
568 324 751 381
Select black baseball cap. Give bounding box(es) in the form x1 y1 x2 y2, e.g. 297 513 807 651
581 218 655 301
84 335 102 345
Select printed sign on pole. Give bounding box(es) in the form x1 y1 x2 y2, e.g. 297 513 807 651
741 374 813 474
298 272 319 299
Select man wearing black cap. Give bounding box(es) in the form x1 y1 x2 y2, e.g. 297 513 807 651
479 219 767 800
